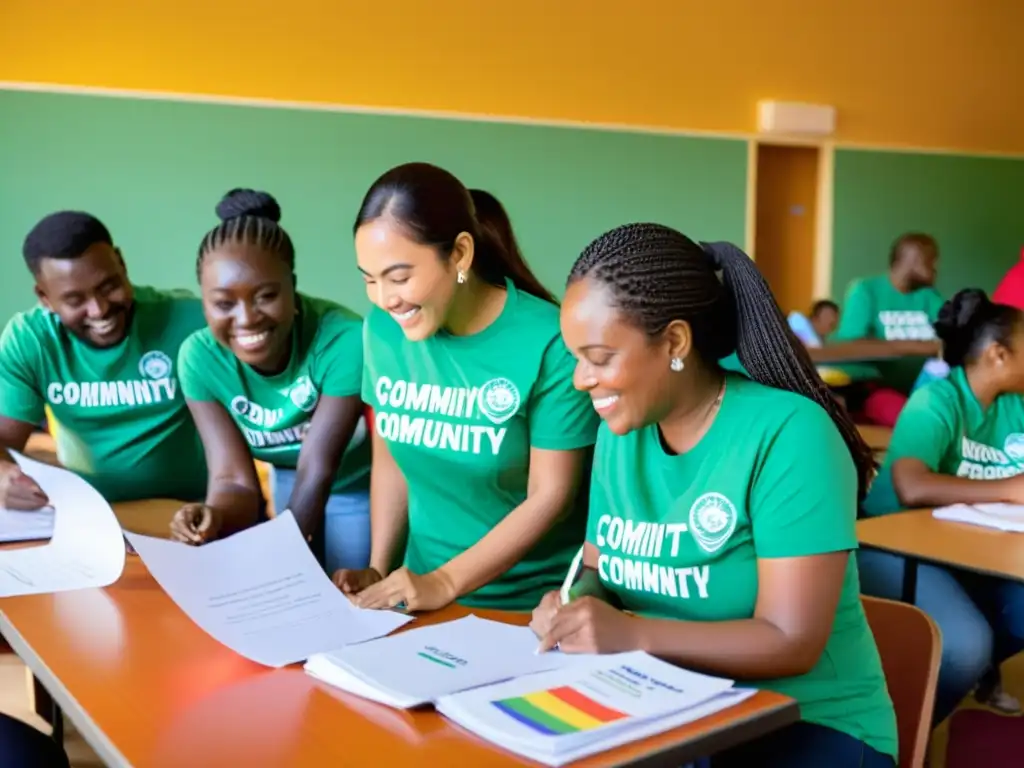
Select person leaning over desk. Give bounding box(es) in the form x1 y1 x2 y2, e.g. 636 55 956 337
169 190 371 575
860 288 1024 720
333 163 599 613
530 224 897 767
0 211 208 508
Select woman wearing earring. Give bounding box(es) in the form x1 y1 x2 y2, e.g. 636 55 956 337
332 165 599 612
170 189 372 576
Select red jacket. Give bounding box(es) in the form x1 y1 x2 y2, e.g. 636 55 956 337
993 248 1024 309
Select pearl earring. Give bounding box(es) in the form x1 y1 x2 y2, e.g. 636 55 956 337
457 270 466 284
670 357 684 372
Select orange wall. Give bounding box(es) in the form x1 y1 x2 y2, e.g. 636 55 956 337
1 0 1019 153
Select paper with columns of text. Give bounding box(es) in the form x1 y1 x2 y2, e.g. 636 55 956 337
124 512 413 667
0 451 126 597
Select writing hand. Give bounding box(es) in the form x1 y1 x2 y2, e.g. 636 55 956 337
529 590 563 639
169 504 221 545
352 566 456 612
0 465 49 510
537 596 639 654
331 567 383 596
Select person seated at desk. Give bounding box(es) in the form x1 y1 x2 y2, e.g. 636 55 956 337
333 164 599 612
530 224 897 768
860 288 1024 720
0 211 208 507
169 190 370 574
788 299 840 348
825 233 944 426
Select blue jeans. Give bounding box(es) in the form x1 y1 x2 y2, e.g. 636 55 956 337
270 467 370 576
691 722 894 767
858 548 1024 723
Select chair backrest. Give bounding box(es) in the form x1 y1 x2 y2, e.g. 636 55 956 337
862 595 941 768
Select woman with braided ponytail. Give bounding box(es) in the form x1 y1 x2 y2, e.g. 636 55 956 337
530 224 896 767
170 189 372 577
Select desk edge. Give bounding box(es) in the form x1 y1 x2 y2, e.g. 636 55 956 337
0 608 130 768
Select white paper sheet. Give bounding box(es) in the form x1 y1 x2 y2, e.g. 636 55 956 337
124 511 413 667
305 615 587 708
0 506 54 543
933 503 1024 532
0 452 126 597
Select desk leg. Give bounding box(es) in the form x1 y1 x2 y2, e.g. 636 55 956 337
901 558 919 605
51 701 63 745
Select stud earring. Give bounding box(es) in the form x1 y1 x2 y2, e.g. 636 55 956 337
670 357 685 372
457 271 466 285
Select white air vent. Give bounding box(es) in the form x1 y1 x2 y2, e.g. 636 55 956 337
757 100 836 136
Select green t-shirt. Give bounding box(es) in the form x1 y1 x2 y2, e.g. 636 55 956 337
362 280 600 611
0 285 208 503
863 367 1024 517
178 293 370 494
833 275 945 393
586 374 897 759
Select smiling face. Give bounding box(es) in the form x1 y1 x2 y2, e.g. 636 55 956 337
200 242 296 372
35 243 134 348
355 217 470 341
561 277 683 435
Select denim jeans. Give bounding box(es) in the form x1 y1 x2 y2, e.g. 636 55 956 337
858 548 1024 723
697 721 895 767
270 467 371 576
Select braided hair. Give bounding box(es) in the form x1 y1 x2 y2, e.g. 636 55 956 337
569 223 876 500
196 189 295 281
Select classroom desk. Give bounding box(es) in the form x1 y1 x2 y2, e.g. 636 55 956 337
857 425 892 455
857 509 1024 604
0 542 798 767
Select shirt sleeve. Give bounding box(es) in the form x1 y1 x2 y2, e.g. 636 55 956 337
0 317 46 425
833 280 875 341
927 289 946 322
528 337 600 451
176 332 216 402
749 402 859 558
584 427 612 544
884 387 954 471
312 312 363 399
360 317 374 404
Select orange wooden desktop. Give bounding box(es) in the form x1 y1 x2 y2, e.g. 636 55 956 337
0 517 797 767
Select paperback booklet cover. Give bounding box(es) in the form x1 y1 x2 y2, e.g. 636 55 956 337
435 651 752 766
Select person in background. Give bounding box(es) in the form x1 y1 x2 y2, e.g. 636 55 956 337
789 299 840 348
333 163 599 612
992 247 1024 310
825 233 944 426
0 211 208 507
860 288 1024 720
170 190 370 574
531 224 896 767
1 712 70 768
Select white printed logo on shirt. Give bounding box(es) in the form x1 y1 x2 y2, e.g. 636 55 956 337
139 350 173 380
688 493 738 554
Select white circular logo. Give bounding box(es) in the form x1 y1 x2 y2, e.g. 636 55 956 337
688 492 738 554
138 350 172 380
1005 434 1024 462
289 375 319 413
477 378 521 425
230 395 251 416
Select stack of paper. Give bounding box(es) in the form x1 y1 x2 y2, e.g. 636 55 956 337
933 503 1024 532
0 506 54 543
436 652 755 766
305 615 583 708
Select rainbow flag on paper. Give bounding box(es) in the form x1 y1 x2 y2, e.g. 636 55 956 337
493 685 628 735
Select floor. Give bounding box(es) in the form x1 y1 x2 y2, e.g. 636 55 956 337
0 651 1019 766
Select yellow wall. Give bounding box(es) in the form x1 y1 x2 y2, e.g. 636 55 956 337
1 0 1019 153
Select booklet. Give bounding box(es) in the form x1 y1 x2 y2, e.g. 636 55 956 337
933 503 1024 532
435 651 753 766
305 615 586 708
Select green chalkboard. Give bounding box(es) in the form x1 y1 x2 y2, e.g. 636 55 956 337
832 148 1024 301
0 89 747 320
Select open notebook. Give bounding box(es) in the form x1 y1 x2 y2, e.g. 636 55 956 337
933 503 1024 532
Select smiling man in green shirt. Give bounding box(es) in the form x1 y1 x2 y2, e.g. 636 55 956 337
0 211 208 506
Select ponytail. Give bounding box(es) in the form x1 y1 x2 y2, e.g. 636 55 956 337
934 288 1020 368
570 224 876 500
354 163 554 303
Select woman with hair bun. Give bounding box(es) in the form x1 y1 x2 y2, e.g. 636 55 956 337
861 288 1024 719
169 189 371 577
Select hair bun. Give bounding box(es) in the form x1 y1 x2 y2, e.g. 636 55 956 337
215 188 281 223
935 288 991 342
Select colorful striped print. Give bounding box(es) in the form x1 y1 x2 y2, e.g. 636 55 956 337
492 685 628 735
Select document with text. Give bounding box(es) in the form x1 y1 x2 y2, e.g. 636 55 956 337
125 512 413 667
